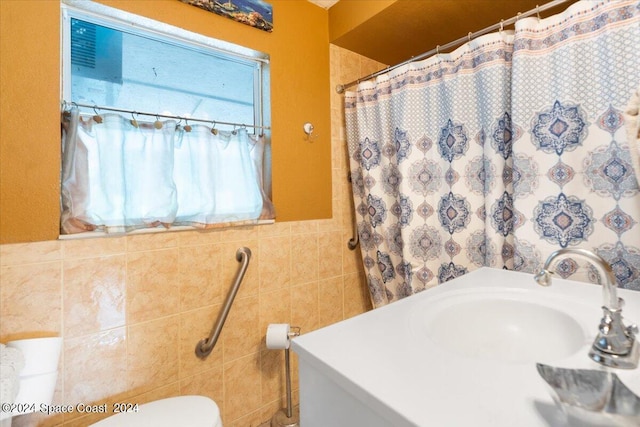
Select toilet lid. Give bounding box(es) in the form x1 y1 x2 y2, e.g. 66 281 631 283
90 396 222 427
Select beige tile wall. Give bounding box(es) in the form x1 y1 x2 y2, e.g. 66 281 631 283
0 45 385 427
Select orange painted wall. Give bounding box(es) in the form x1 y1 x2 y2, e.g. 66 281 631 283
0 42 377 427
328 0 395 41
0 0 332 244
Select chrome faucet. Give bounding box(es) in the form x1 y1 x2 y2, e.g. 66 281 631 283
535 248 639 369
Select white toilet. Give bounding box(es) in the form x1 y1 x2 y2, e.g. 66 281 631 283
89 396 222 427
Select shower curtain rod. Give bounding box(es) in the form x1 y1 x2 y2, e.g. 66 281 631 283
335 0 571 94
62 101 271 130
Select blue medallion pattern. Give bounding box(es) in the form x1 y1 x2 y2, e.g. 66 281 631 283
513 238 541 273
438 262 467 284
438 192 471 235
547 161 575 187
415 267 434 285
553 258 579 279
395 261 412 282
597 105 624 135
602 207 636 237
502 165 514 185
409 225 442 261
531 101 588 155
367 275 386 306
357 222 375 251
597 242 640 291
416 135 433 153
467 230 496 267
465 156 495 196
358 137 382 171
363 175 377 190
363 255 376 271
385 224 404 256
417 201 434 219
491 112 522 159
444 238 461 258
381 164 402 196
409 160 441 196
395 128 412 163
445 167 460 186
438 119 469 162
513 154 538 198
390 194 413 228
584 143 638 200
366 194 387 227
395 281 413 299
344 1 640 307
377 251 395 283
349 170 365 198
533 193 593 248
491 192 516 237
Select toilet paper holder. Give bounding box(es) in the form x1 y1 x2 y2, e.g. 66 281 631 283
288 326 301 339
266 324 300 350
266 324 301 427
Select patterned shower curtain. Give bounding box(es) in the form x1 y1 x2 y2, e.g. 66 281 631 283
510 1 640 286
345 0 640 308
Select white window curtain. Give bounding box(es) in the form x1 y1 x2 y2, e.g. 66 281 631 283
61 108 275 235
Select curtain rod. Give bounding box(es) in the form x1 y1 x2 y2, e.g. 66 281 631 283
335 0 571 94
62 101 271 130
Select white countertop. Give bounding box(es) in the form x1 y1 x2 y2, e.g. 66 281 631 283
292 267 640 426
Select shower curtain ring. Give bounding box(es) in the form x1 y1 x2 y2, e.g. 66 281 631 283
436 45 440 55
154 114 163 129
130 112 139 128
211 121 218 135
232 124 237 135
499 19 504 34
468 32 472 42
61 101 72 118
536 5 541 20
184 119 192 132
93 106 103 124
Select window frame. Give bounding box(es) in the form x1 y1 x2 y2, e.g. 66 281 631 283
60 0 270 134
59 0 274 239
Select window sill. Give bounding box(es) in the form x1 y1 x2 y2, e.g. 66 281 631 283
58 220 276 240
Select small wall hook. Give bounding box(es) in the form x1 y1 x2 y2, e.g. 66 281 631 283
303 122 318 141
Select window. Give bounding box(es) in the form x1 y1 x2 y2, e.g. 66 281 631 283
60 1 273 236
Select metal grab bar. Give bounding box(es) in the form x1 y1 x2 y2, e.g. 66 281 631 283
195 246 252 359
348 231 359 250
347 172 359 250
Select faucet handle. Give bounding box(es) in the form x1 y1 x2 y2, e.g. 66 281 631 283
626 324 638 339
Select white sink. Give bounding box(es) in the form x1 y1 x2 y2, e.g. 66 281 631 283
414 291 586 363
293 268 640 427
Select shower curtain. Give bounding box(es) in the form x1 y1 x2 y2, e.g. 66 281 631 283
345 0 640 308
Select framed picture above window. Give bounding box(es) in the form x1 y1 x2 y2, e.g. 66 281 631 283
179 0 273 32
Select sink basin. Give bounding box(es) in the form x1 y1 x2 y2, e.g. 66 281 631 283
294 268 640 427
412 289 587 363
